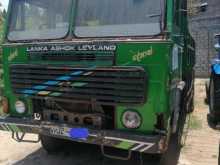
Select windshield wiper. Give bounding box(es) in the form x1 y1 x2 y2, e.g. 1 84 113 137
146 14 161 18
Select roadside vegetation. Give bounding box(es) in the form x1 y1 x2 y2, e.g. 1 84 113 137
0 3 6 115
0 3 6 44
0 2 6 61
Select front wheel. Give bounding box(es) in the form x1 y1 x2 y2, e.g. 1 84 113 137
40 134 70 154
218 143 220 165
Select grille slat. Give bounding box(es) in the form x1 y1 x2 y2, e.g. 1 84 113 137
10 75 144 84
28 52 115 64
11 69 143 78
11 82 143 91
10 64 147 106
12 83 144 93
29 95 142 105
13 86 143 97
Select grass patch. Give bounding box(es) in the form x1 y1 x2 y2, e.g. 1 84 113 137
212 154 218 159
0 106 3 116
181 144 192 152
188 115 202 130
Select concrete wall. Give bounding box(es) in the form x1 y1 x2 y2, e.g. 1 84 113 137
189 0 220 77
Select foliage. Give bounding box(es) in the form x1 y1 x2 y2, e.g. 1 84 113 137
0 4 5 44
0 6 4 64
0 1 5 42
0 19 4 44
0 3 3 112
2 9 7 19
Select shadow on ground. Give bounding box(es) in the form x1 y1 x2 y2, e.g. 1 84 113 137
161 137 182 165
13 140 182 165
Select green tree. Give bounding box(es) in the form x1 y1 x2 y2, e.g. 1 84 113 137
0 21 3 43
2 10 6 19
0 2 4 65
0 2 4 43
0 2 3 25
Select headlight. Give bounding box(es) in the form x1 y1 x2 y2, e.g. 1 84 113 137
15 101 26 114
122 111 141 129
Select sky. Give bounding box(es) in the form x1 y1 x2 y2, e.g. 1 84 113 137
1 0 9 10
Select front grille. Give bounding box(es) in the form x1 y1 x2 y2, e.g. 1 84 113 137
10 64 147 106
28 52 115 65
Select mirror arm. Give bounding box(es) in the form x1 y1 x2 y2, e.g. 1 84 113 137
179 9 187 13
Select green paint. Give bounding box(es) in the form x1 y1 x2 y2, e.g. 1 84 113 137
0 125 8 131
9 124 21 132
7 124 16 132
115 141 134 150
4 124 12 132
50 92 62 97
71 82 88 87
0 124 22 132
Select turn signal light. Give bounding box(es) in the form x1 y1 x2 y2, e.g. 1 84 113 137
2 97 9 114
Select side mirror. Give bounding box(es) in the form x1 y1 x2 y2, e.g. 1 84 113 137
215 34 220 51
198 2 208 12
188 2 208 16
215 43 220 51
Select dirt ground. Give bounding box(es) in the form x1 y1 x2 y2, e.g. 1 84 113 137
178 79 220 165
0 79 219 165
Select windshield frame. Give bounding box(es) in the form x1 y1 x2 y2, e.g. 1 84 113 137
6 0 74 42
6 0 166 43
73 0 166 39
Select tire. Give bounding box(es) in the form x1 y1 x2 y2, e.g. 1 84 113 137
141 153 162 165
205 81 210 104
173 111 186 148
159 126 183 165
159 111 185 165
209 73 220 123
40 134 70 154
172 95 186 147
218 143 220 165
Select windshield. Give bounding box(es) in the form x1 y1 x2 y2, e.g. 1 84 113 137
8 0 72 41
75 0 162 37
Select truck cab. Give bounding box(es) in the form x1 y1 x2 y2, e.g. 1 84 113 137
0 0 195 161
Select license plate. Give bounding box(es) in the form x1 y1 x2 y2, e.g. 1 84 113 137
69 128 89 139
49 127 89 140
49 127 66 136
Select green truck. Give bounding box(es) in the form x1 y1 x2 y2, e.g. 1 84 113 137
0 0 195 162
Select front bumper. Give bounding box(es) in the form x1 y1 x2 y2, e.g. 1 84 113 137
0 116 166 154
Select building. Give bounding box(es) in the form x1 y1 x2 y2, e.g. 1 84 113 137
189 0 220 77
